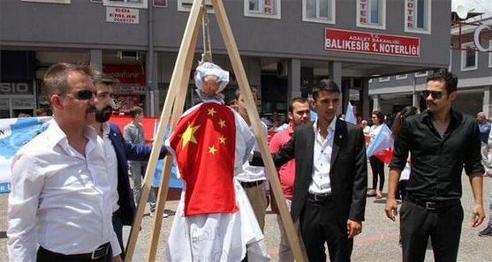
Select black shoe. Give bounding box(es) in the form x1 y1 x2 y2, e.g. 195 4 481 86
478 226 492 237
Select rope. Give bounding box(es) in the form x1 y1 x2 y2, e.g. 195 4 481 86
200 2 213 63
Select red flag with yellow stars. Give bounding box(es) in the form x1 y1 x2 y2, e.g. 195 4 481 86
169 102 237 216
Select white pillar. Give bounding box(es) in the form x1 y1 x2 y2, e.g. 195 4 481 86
373 95 380 111
329 61 342 113
288 58 301 100
89 49 103 73
484 86 492 118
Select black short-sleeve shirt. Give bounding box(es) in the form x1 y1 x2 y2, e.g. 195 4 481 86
389 109 484 201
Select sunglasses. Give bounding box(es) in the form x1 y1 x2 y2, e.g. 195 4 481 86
72 89 96 100
422 90 446 100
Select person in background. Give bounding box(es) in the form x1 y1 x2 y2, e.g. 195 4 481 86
361 120 371 145
269 97 310 262
477 112 490 173
35 107 50 116
8 63 122 262
233 88 269 232
124 106 147 205
92 75 168 255
386 70 485 261
391 106 418 200
367 111 386 199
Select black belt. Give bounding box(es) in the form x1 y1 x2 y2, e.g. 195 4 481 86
240 180 264 188
308 193 333 202
406 195 460 211
38 242 111 260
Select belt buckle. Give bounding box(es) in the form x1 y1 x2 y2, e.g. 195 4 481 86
425 201 436 210
91 244 108 260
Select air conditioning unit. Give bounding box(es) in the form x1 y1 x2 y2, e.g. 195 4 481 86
118 51 139 60
179 0 213 12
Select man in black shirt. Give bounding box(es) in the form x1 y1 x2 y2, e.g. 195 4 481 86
385 70 485 262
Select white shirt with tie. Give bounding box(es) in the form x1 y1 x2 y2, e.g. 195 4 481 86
309 117 337 195
7 120 121 262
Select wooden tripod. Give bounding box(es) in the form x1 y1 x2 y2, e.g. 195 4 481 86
124 1 307 261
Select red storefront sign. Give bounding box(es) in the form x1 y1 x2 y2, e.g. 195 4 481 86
324 28 420 57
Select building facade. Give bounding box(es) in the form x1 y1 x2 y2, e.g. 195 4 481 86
369 16 492 118
1 0 451 119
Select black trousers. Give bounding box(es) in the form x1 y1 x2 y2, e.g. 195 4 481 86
400 200 463 262
369 156 385 191
300 196 353 262
37 245 112 262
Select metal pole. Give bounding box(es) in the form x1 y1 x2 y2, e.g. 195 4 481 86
146 2 155 116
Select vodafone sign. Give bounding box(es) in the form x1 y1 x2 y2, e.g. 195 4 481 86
324 28 420 57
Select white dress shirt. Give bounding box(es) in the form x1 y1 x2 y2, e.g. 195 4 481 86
236 122 268 183
99 122 119 213
7 120 121 262
309 117 337 194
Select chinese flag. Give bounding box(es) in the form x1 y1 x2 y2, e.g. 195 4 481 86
169 103 237 216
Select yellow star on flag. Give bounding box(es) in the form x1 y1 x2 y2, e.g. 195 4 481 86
181 123 199 149
218 119 226 128
219 136 226 144
208 145 218 155
207 108 216 117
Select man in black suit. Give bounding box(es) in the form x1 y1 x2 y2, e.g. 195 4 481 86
92 75 167 256
253 79 367 261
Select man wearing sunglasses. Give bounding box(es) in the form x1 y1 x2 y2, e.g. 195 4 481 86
91 75 168 257
386 70 485 262
8 63 123 262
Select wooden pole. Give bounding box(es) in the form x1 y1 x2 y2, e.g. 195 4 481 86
211 0 308 261
146 6 203 261
124 0 204 261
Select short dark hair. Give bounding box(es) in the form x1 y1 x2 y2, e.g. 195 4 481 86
129 106 143 118
313 79 340 101
94 73 118 86
426 70 458 94
372 110 384 122
288 97 308 113
234 86 258 100
43 63 93 97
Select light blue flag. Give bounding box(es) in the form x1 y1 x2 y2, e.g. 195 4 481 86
0 117 51 193
345 102 357 125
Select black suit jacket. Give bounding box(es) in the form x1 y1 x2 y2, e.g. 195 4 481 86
108 124 167 225
254 119 367 222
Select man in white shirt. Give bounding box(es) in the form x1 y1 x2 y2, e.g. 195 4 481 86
233 88 269 231
7 63 122 262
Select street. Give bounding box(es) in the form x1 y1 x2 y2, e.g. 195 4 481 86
1 170 491 261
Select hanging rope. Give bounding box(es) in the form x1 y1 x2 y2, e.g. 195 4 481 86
200 2 213 63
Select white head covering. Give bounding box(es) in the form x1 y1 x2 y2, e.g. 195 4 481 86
194 62 229 93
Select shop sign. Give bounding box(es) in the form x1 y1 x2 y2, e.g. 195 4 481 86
0 82 34 95
103 64 146 95
474 25 492 52
12 98 34 108
106 7 139 24
324 28 420 57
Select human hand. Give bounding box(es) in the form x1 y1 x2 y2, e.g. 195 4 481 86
347 219 362 239
471 204 485 227
384 198 398 221
112 255 123 262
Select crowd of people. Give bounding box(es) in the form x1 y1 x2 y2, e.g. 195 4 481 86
6 62 491 262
